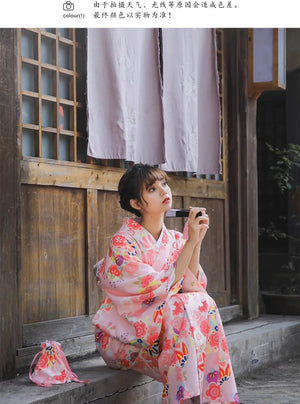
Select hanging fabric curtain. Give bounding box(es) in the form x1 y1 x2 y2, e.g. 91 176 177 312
160 28 221 174
87 28 165 165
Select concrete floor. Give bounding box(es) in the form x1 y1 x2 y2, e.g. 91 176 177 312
236 356 300 404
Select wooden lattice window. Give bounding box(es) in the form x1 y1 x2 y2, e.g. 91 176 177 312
20 28 87 162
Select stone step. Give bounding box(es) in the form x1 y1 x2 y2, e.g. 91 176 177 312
0 315 299 404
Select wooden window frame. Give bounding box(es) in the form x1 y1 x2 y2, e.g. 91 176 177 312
19 28 86 162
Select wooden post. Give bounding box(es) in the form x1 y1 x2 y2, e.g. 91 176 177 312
86 188 102 314
0 29 20 380
225 29 259 319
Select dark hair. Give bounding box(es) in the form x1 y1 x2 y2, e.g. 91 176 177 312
118 163 168 217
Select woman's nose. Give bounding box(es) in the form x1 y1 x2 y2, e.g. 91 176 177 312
160 186 167 195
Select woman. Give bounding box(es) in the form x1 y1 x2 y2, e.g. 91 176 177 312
93 164 239 403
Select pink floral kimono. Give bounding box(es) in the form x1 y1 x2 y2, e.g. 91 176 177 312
93 218 239 403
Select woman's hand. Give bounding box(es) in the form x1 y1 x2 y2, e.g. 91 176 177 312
172 207 209 288
188 207 209 247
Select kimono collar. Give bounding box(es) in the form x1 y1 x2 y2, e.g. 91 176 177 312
122 217 169 248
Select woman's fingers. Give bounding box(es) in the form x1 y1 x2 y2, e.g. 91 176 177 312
199 213 209 226
189 207 204 220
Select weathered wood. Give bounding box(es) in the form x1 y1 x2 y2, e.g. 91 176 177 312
22 315 94 347
190 198 229 307
0 28 20 381
226 29 259 318
86 188 102 314
97 190 126 260
21 185 86 323
20 158 226 198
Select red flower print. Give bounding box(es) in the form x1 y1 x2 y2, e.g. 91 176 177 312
206 382 220 401
170 249 180 262
100 333 109 349
127 220 141 230
219 363 231 384
221 337 229 353
54 370 70 383
132 292 154 304
200 320 209 336
139 291 155 302
121 359 130 368
146 332 159 346
134 321 147 338
102 296 113 311
175 342 188 368
175 367 185 383
171 316 187 333
192 310 202 322
141 275 154 288
99 260 105 274
123 262 140 275
158 351 174 367
163 338 172 351
145 250 156 265
172 300 184 315
199 300 208 312
109 265 121 277
112 235 126 247
35 354 49 370
208 332 219 350
162 231 169 245
141 235 151 248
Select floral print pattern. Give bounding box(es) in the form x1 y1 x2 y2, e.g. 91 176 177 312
93 218 239 403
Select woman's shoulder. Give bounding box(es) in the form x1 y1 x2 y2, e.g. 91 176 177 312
109 218 140 246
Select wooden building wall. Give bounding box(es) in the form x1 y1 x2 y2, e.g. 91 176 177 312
0 28 259 381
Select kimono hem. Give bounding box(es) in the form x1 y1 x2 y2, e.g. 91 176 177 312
93 218 239 404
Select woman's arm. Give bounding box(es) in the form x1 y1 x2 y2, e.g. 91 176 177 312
188 210 209 277
171 208 209 286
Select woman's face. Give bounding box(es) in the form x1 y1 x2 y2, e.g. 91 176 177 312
139 178 172 217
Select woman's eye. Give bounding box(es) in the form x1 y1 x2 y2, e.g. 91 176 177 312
149 187 155 192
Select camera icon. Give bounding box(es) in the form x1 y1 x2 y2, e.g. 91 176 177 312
63 1 74 11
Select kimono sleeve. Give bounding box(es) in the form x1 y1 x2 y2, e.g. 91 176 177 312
173 225 208 292
182 266 207 292
99 233 176 299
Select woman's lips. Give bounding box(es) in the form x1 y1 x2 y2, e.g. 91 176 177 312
163 197 171 204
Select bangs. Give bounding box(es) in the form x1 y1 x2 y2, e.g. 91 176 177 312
142 167 168 190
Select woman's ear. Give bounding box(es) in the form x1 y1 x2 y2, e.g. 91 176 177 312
130 199 142 212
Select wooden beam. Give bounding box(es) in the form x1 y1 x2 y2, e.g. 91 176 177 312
0 28 20 381
20 158 226 199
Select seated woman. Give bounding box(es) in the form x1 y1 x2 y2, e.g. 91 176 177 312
93 163 239 404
